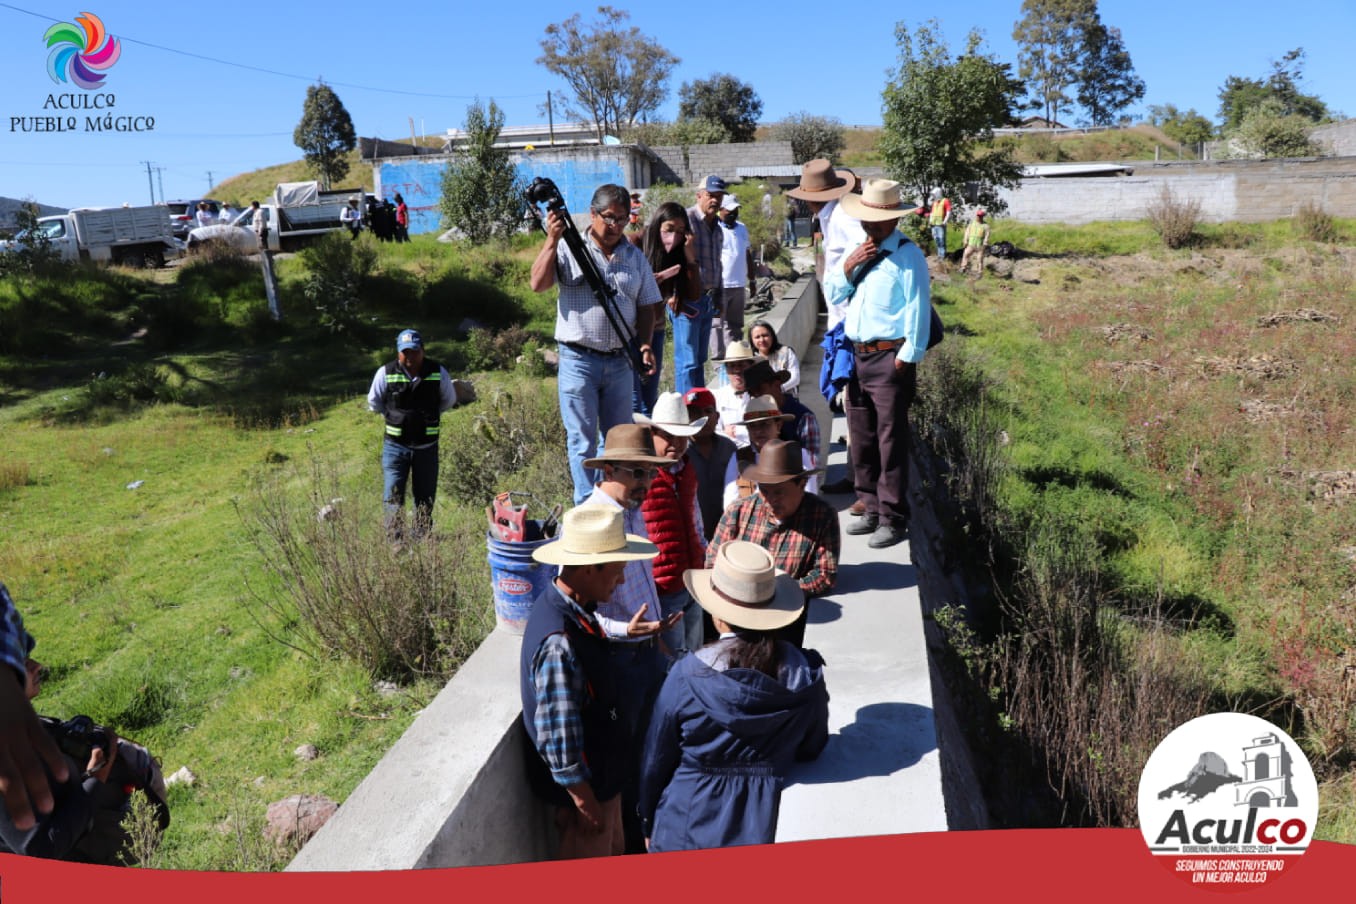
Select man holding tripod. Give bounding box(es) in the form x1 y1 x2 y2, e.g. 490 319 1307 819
531 183 661 505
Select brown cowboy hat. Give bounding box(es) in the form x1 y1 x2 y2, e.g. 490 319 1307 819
840 178 913 222
533 505 658 566
742 439 822 484
785 159 853 202
582 423 672 469
684 541 804 632
742 359 791 391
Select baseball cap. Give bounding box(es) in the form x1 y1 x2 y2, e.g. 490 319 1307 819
683 387 717 409
396 329 423 351
720 195 741 211
701 175 728 194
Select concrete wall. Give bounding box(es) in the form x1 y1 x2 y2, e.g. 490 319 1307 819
288 273 824 872
648 141 794 186
374 146 651 236
999 156 1356 224
1311 120 1356 157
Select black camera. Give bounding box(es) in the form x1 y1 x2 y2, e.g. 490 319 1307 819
524 176 564 210
42 714 108 767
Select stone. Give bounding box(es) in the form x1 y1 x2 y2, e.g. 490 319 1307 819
166 766 196 787
264 794 337 846
295 744 319 762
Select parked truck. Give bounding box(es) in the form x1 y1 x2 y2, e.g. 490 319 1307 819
233 181 368 252
0 205 177 268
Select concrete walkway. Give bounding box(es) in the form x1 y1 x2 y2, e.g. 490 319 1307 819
774 291 948 840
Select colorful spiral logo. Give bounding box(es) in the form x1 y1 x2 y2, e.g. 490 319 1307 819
44 12 121 90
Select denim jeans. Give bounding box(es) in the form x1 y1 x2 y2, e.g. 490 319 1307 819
784 218 796 246
931 225 947 261
632 327 664 417
558 342 634 505
382 437 438 536
669 293 714 396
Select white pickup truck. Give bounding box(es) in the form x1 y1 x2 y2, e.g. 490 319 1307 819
224 181 368 253
1 205 178 267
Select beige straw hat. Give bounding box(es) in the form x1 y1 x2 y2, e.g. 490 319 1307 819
839 178 913 222
735 395 795 427
711 339 761 365
532 505 659 566
684 541 805 631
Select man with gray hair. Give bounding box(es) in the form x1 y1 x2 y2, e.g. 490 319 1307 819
532 183 661 504
679 174 727 394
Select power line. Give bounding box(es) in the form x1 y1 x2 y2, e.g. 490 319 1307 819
0 2 543 101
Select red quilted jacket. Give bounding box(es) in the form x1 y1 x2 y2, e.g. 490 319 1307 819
641 460 706 593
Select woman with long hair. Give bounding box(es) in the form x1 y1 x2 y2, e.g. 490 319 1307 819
748 319 801 398
638 541 829 851
633 202 701 416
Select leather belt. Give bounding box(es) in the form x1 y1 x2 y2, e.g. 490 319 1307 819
853 338 906 355
561 341 623 357
610 636 658 651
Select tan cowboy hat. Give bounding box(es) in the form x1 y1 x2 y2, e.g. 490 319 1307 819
634 391 707 437
533 505 658 566
735 395 795 427
785 159 854 202
840 178 914 222
742 359 791 391
582 423 672 469
712 339 761 365
742 439 822 484
684 541 804 631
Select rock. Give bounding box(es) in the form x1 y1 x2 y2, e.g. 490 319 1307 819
373 680 399 698
451 379 477 405
264 794 337 846
317 503 340 523
166 766 196 787
294 744 319 762
126 480 144 490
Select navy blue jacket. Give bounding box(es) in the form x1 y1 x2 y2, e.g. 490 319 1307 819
638 639 829 851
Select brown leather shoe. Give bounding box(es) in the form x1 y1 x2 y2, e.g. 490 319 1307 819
849 500 866 516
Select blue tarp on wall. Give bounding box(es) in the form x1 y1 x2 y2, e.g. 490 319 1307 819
377 155 630 236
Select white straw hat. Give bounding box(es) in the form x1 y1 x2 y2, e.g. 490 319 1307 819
634 391 707 437
532 505 658 566
684 541 804 631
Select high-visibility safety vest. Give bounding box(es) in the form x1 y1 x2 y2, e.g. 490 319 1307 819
929 199 949 226
382 359 444 445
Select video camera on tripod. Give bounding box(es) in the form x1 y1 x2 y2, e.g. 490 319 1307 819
523 177 648 375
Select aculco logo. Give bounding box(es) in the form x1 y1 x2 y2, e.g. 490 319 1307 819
1138 712 1317 891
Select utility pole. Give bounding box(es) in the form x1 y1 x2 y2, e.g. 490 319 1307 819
141 160 155 205
153 167 165 204
206 171 215 192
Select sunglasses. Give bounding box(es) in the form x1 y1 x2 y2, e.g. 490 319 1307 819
614 466 657 480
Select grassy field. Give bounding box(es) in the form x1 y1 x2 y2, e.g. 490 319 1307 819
919 213 1356 833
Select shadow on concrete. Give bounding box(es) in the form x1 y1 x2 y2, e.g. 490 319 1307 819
806 597 843 626
833 561 918 594
787 702 937 786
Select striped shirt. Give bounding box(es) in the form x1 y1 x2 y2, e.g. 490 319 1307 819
553 232 661 351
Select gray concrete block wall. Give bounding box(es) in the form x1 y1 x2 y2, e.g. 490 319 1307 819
1312 120 1356 157
649 141 794 186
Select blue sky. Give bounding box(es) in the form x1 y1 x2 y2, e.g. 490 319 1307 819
1 0 1353 210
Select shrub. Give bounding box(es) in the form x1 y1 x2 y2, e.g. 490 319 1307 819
297 232 376 333
442 382 570 509
1293 201 1337 243
1145 185 1201 249
83 363 176 410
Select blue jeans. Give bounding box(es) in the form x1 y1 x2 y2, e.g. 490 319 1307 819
931 225 947 261
632 327 664 417
382 437 438 536
558 343 634 505
669 293 714 396
784 218 796 246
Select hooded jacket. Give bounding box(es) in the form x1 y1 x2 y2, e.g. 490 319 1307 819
638 639 829 851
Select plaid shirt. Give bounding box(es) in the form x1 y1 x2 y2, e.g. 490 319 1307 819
530 586 607 788
1 583 33 685
553 232 661 351
687 204 724 293
707 492 840 597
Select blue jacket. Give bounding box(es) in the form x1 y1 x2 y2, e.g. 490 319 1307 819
818 322 854 406
638 639 829 851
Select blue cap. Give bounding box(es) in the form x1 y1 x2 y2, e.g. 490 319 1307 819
702 175 728 194
396 329 423 351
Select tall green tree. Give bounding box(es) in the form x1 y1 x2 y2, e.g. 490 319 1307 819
1076 22 1144 126
292 83 356 189
1218 48 1329 133
676 73 762 143
440 99 525 245
1012 0 1095 125
537 6 679 142
1148 104 1215 148
771 112 847 164
880 21 1023 214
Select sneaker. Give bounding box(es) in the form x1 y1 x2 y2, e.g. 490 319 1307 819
868 521 907 549
846 514 878 536
849 500 867 516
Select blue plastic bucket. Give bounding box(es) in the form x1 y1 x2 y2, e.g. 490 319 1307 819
486 530 555 634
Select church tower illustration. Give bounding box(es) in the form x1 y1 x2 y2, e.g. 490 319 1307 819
1235 733 1298 808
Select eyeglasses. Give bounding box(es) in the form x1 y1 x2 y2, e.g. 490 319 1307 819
593 212 627 228
614 466 657 480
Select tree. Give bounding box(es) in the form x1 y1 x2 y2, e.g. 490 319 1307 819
676 73 762 143
537 6 679 142
439 99 526 245
1218 48 1329 133
771 112 847 164
293 83 356 189
1012 0 1095 125
1076 22 1143 126
880 21 1024 215
1147 104 1214 148
1232 98 1320 158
